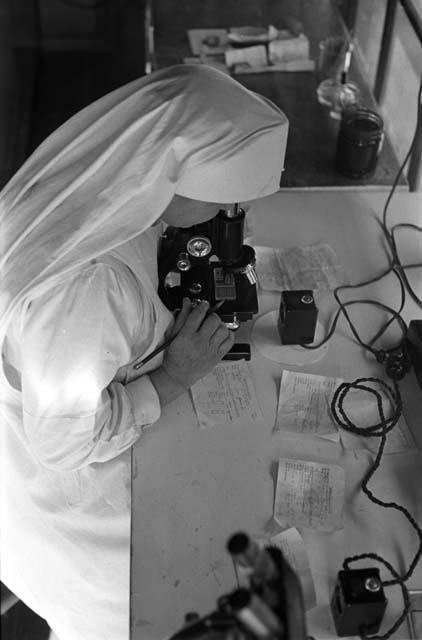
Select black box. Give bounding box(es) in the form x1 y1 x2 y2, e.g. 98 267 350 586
278 290 318 345
405 320 422 392
330 568 387 637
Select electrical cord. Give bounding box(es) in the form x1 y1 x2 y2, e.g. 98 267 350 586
301 70 422 366
382 71 422 233
302 71 422 639
390 224 422 308
301 264 409 361
331 378 422 639
380 70 422 309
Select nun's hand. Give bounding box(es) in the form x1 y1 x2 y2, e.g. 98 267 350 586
162 298 234 389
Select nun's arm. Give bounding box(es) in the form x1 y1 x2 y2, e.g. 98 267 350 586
20 263 161 472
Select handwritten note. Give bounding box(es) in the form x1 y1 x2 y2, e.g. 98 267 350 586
255 244 347 292
275 371 343 437
190 361 263 428
409 591 422 639
270 527 316 610
274 458 345 531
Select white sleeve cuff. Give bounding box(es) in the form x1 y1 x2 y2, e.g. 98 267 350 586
124 375 161 427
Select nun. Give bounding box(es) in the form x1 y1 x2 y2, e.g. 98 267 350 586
0 64 288 639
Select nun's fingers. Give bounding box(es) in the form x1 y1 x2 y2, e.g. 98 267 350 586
171 297 192 336
212 327 235 356
178 299 210 335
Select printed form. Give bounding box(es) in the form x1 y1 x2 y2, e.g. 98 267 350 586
274 458 345 531
255 243 347 292
275 370 343 438
190 361 263 428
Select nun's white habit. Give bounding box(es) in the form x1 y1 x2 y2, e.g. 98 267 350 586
0 65 288 639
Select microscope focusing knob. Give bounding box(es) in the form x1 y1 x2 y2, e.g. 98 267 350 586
177 252 191 271
228 245 257 284
225 314 240 330
240 263 258 285
187 236 212 258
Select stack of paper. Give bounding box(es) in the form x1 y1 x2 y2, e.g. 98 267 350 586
227 32 315 74
184 26 315 74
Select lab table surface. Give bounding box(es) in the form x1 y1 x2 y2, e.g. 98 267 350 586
131 190 422 639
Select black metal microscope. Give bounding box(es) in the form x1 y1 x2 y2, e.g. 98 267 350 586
158 203 258 359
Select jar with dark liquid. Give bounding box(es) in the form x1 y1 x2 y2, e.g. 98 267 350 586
335 108 384 177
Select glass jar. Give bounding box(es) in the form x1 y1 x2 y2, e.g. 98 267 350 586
335 108 384 178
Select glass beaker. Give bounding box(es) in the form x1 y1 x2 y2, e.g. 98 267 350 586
317 36 346 82
316 36 360 119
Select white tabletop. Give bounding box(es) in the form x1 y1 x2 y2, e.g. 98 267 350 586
131 190 422 640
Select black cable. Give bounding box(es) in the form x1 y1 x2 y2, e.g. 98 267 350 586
331 378 422 639
301 264 409 354
317 85 422 634
390 224 422 308
382 71 422 232
332 270 407 357
300 66 422 640
301 71 422 359
380 70 422 308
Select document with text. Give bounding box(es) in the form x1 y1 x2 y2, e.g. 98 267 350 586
190 361 263 428
275 370 343 438
274 458 345 531
255 243 348 292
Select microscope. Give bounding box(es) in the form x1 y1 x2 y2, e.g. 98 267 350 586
168 532 309 640
158 204 258 359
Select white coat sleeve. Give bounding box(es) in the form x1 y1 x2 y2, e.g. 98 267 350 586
20 263 161 471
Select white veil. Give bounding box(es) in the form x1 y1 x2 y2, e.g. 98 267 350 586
0 64 288 349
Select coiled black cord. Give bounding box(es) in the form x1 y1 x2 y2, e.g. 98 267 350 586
331 378 422 639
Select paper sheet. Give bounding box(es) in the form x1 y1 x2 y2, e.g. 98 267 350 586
187 28 229 55
409 591 422 639
275 370 343 438
270 527 317 610
225 44 268 69
274 458 345 531
340 415 415 454
255 244 347 292
190 361 263 428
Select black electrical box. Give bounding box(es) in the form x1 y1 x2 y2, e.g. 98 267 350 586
330 568 387 637
278 290 318 345
405 320 422 391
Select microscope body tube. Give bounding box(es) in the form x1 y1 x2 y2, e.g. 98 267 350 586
217 207 245 264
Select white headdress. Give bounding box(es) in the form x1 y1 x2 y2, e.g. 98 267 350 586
0 64 288 347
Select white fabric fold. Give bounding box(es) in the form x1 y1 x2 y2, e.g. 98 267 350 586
0 64 288 355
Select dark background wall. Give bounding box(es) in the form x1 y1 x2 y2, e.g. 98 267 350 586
0 0 146 188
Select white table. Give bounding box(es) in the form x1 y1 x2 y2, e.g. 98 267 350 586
131 191 422 640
